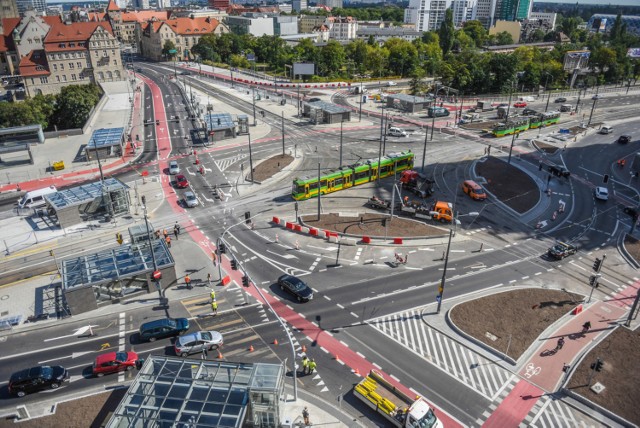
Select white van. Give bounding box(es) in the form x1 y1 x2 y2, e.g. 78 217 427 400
17 186 57 209
388 127 408 137
599 125 613 134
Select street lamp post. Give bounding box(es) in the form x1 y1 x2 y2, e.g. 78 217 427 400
436 229 453 314
252 87 257 126
507 132 519 164
339 121 343 166
588 97 598 126
141 196 161 297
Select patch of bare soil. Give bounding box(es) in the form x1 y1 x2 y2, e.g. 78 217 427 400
475 156 539 214
624 235 640 262
250 154 294 182
301 213 443 237
449 288 582 360
533 140 560 155
567 327 640 425
5 389 126 428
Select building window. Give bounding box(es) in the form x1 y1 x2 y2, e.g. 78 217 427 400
36 65 44 71
40 77 48 84
53 64 57 71
56 76 60 82
63 75 67 82
77 62 82 68
71 74 77 81
103 50 107 57
60 64 64 70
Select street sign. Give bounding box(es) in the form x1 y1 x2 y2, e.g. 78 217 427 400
168 49 177 54
152 270 162 280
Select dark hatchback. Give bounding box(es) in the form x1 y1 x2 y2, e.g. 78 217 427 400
9 366 69 397
547 242 577 260
139 318 189 342
277 274 314 302
618 135 632 144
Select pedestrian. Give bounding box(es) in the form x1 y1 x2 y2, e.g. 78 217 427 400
207 273 212 286
302 407 310 426
556 336 565 350
155 230 160 239
210 289 216 302
165 235 171 248
582 321 591 332
174 221 180 235
308 358 316 374
301 355 309 375
211 300 218 315
163 229 168 239
174 227 179 239
185 274 191 289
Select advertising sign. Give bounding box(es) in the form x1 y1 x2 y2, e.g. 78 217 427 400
293 62 315 76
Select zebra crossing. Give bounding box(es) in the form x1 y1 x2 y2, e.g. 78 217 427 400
214 154 247 172
368 308 513 399
523 393 603 428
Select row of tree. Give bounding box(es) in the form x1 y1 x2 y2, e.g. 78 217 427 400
0 84 102 130
189 11 638 95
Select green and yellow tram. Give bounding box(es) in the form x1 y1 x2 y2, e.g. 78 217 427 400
529 111 560 129
291 151 415 200
492 117 530 137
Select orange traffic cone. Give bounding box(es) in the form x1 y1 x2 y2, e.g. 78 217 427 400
301 344 307 353
273 339 279 345
249 344 254 352
335 354 340 361
354 368 360 376
217 349 223 359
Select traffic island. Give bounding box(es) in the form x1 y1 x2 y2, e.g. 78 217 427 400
246 154 294 183
300 213 444 239
476 156 539 214
565 326 640 426
448 288 582 361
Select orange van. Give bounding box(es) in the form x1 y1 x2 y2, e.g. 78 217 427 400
462 180 486 201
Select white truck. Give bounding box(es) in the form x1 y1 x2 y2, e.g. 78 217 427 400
354 370 442 428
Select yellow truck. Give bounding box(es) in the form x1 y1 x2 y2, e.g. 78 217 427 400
354 370 442 428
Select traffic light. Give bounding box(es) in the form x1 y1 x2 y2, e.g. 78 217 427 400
595 359 604 372
218 243 226 254
603 174 609 184
242 275 249 287
589 275 598 287
230 259 238 270
245 211 251 224
593 258 602 272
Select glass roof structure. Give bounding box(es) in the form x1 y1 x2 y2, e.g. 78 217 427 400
87 127 125 149
61 239 174 289
306 100 351 114
45 178 128 210
204 113 235 131
387 93 433 103
107 357 284 428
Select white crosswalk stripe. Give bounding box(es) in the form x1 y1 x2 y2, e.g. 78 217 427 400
368 309 512 399
523 394 601 427
215 154 247 171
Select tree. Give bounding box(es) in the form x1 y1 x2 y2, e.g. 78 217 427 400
162 40 177 59
364 44 388 78
454 30 475 52
609 13 625 44
52 84 101 130
384 38 418 77
345 39 369 75
439 8 455 56
462 20 487 47
495 31 514 46
409 67 428 95
421 32 439 45
318 40 346 78
528 29 545 43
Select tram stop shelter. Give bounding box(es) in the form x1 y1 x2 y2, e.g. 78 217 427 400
60 239 175 315
107 357 285 428
85 127 125 161
0 124 44 168
385 94 433 113
204 112 237 142
45 177 130 228
303 101 351 124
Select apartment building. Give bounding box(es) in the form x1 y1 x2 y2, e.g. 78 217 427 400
299 14 327 33
328 16 358 40
404 0 453 32
452 0 477 26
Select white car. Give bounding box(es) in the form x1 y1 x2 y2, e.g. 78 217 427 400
169 160 180 175
387 81 397 87
174 331 223 357
594 187 609 201
184 191 198 207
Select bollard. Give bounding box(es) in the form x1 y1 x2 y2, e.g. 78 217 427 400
362 236 371 244
272 217 280 224
393 237 403 245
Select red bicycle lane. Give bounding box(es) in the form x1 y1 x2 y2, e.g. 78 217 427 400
139 76 464 427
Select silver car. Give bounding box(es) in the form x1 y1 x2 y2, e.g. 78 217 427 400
184 191 198 207
174 331 223 357
169 160 180 175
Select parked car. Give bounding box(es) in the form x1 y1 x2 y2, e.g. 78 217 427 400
93 352 139 377
594 187 609 201
547 242 577 260
174 331 223 357
184 191 198 207
496 103 509 108
169 160 180 175
599 125 613 134
139 318 189 342
307 97 321 102
513 101 527 108
277 274 313 302
522 108 538 116
388 127 408 137
9 366 69 397
618 135 631 144
175 174 189 189
554 97 567 103
387 81 397 86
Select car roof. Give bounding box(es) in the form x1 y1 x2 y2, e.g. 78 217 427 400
170 160 178 165
141 318 176 329
95 352 118 364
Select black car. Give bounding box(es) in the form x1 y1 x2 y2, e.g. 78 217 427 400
618 135 631 144
548 242 577 260
139 318 189 342
9 366 69 397
548 164 570 178
277 274 314 302
554 97 567 103
307 97 321 103
522 108 538 116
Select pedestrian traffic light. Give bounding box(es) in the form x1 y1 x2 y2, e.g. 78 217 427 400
589 275 598 287
242 275 249 287
595 359 604 372
593 258 602 272
230 259 238 270
218 243 226 254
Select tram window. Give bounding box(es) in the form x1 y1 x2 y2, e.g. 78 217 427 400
334 178 343 186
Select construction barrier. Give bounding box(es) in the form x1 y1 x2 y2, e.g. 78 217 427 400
272 217 280 224
572 304 583 315
285 222 294 230
393 238 403 245
329 235 341 244
324 230 332 238
294 224 302 232
309 228 318 236
299 226 309 234
341 238 357 246
221 275 231 286
362 236 371 244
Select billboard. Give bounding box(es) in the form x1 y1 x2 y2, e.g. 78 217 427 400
293 62 315 76
627 48 640 58
563 50 590 71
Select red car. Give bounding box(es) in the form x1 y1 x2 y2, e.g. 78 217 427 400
513 101 527 108
175 174 189 188
93 351 139 377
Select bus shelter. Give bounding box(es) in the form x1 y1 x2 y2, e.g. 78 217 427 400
204 112 237 142
85 127 125 161
385 94 433 113
303 101 351 124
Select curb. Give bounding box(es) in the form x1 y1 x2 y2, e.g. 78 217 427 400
617 232 640 270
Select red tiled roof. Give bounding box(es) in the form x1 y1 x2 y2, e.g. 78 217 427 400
42 16 63 26
44 21 114 44
87 12 107 21
19 50 50 77
149 17 219 35
120 11 170 23
0 18 20 53
107 0 120 11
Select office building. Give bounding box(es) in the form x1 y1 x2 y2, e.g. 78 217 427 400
453 0 477 26
404 0 453 32
15 0 46 14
